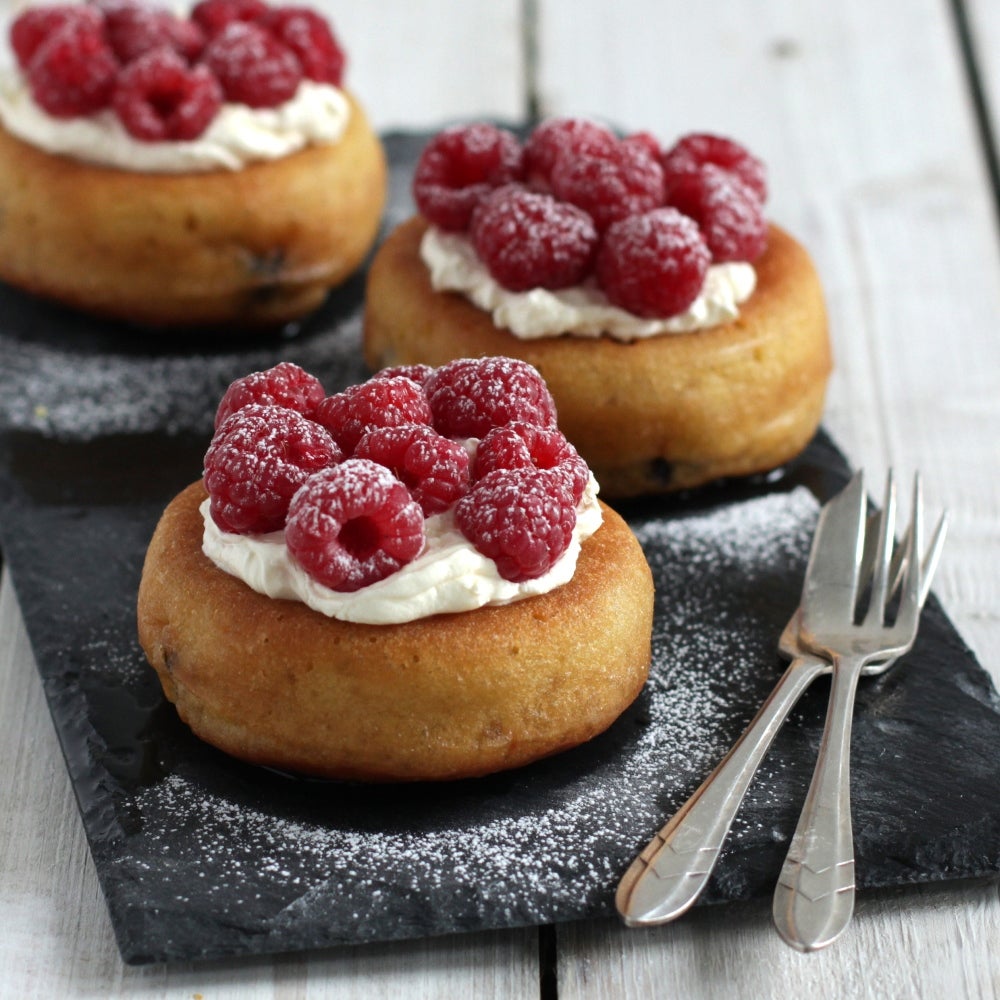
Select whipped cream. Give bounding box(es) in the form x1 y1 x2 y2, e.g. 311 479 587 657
0 71 350 172
420 226 757 342
200 476 603 626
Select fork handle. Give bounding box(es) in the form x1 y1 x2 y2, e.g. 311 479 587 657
772 654 865 951
616 655 828 926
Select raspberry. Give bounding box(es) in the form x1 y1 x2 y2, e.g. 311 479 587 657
664 165 768 262
315 376 433 456
10 5 102 70
623 131 662 161
372 363 434 387
26 18 119 118
522 117 616 189
214 362 325 429
661 132 768 203
424 357 557 439
455 467 577 582
469 184 598 292
412 123 524 232
203 404 341 534
258 6 344 85
473 421 588 504
104 3 206 64
285 460 424 592
550 139 665 232
596 207 711 318
202 21 302 108
165 15 206 62
113 47 222 141
354 424 471 516
190 0 268 37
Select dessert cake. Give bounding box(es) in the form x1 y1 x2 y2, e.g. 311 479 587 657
364 120 832 496
137 358 654 781
0 0 386 328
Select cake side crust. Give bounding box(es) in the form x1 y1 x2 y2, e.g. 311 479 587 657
363 217 832 495
137 481 654 781
0 91 387 327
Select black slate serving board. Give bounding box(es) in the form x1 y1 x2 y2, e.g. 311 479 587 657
1 134 999 966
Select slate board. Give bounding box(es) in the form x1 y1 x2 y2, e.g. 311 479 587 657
0 133 998 966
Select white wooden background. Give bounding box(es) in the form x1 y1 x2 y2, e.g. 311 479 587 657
2 0 999 996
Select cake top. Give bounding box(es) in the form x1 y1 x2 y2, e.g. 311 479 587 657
412 119 769 320
202 359 595 595
7 0 346 142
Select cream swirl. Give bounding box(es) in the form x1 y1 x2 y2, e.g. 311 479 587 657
0 71 350 172
420 226 757 342
200 476 603 625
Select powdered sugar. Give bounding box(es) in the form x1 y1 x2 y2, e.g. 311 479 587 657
0 313 370 441
110 486 821 954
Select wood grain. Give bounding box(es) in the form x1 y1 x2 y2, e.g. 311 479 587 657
2 0 999 994
535 0 1000 996
0 573 542 999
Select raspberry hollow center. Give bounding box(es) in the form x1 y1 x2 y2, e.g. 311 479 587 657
339 516 381 561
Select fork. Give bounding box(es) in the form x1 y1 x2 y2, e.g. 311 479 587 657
615 474 947 928
772 471 944 951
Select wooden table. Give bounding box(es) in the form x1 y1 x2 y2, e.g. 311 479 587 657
2 1 999 996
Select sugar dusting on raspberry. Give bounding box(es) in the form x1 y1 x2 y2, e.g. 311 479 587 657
412 123 524 231
662 132 768 203
455 466 578 581
10 4 103 69
215 361 326 429
418 119 770 314
424 357 558 439
522 117 617 188
203 403 341 534
473 421 588 504
258 5 345 86
354 424 471 517
665 165 768 263
315 376 433 456
470 185 598 292
596 207 712 318
104 4 207 65
9 0 351 143
119 487 821 950
113 47 224 143
285 459 425 592
549 139 665 231
25 16 119 118
202 20 302 108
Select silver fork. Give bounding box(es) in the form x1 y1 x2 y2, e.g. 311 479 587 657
772 471 944 951
615 474 946 928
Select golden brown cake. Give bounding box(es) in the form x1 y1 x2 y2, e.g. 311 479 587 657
138 481 653 782
0 1 386 329
137 357 653 781
364 216 830 497
0 92 386 328
362 120 830 497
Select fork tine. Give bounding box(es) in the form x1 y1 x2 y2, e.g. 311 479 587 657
894 475 923 633
888 506 946 607
801 470 867 627
918 511 948 606
864 471 897 625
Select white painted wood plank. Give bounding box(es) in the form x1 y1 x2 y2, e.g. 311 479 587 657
559 880 1000 1000
321 1 526 131
0 1 528 129
536 0 1000 996
0 3 532 993
536 0 1000 673
966 0 1000 148
0 575 540 998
